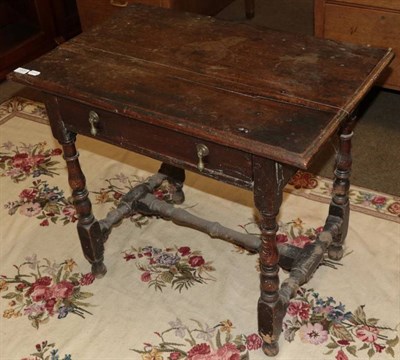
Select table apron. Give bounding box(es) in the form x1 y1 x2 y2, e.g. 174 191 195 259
56 97 254 189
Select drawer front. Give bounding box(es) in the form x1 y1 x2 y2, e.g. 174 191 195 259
57 98 253 188
322 3 400 90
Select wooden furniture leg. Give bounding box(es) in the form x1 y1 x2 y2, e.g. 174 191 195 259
245 0 255 19
253 157 286 356
64 139 107 277
45 97 107 278
327 119 356 260
158 163 186 204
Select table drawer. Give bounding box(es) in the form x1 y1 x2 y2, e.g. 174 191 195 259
57 98 253 188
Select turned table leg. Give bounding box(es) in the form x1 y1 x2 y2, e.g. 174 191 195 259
253 157 288 356
245 0 255 19
327 121 355 260
46 97 106 278
63 139 107 277
158 163 186 204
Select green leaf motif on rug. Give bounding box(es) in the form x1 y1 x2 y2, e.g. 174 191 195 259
123 245 216 292
132 318 262 359
0 141 62 183
4 179 76 226
20 340 72 360
0 255 96 329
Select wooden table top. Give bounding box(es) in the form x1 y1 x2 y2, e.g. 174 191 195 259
8 4 394 168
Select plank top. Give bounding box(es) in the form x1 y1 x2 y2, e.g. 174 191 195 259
8 4 394 168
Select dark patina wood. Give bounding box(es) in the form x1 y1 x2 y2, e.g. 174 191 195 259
9 5 393 168
8 4 393 356
245 0 255 18
45 96 107 277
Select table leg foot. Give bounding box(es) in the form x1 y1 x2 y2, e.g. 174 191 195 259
171 189 185 205
77 217 106 276
91 261 107 278
328 245 344 260
262 342 279 357
258 295 285 357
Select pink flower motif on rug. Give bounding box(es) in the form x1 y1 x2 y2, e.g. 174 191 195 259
122 245 215 292
4 179 76 226
0 141 62 182
355 325 380 343
287 300 311 320
132 319 263 359
277 218 324 249
387 201 400 217
299 323 329 345
283 288 399 359
0 255 95 328
188 343 240 360
246 333 263 350
354 192 390 211
335 349 348 360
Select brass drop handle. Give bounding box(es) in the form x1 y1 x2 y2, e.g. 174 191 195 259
110 0 128 7
88 111 100 136
196 143 209 172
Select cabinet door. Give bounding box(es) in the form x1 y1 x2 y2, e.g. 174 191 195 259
314 1 400 90
76 0 235 31
0 0 57 80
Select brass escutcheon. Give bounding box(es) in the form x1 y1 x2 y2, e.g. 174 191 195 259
196 143 209 172
88 111 99 136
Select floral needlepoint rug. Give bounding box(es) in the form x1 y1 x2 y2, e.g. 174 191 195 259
1 97 399 360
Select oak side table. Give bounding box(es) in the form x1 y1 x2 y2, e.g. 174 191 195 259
8 4 393 356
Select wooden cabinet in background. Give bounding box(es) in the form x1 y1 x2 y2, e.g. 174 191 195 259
315 0 400 91
76 0 235 31
0 0 81 81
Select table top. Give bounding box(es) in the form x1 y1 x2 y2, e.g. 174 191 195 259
8 4 393 168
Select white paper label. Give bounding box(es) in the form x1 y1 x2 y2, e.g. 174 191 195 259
14 67 30 74
27 70 41 76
